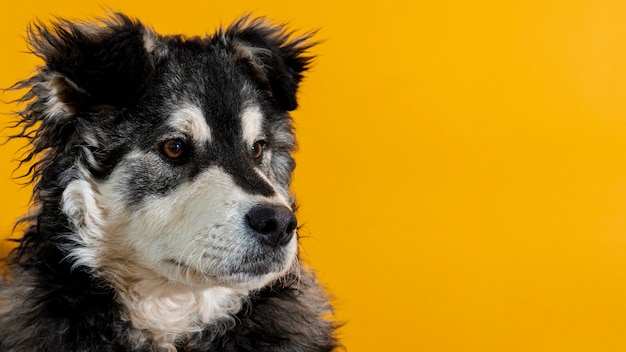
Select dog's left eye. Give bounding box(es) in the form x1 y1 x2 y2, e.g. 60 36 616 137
160 139 186 160
251 140 267 160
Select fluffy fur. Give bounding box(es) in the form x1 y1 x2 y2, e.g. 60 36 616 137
0 13 339 351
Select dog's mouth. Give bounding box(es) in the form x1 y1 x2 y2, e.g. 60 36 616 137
161 224 298 288
164 256 290 277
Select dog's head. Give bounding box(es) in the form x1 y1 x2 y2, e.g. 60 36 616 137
16 14 314 291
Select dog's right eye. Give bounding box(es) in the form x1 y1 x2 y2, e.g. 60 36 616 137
251 140 266 161
159 139 186 160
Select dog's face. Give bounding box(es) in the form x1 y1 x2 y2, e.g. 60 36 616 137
24 15 313 291
95 67 299 290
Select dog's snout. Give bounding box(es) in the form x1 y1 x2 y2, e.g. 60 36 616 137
246 205 297 247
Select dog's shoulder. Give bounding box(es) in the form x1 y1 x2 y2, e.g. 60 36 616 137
0 264 135 352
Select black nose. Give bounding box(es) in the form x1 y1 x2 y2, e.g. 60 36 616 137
246 205 297 247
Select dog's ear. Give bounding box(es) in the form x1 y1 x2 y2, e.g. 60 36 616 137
27 13 155 110
227 18 316 111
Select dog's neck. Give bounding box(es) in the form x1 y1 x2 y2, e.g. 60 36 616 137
106 265 248 349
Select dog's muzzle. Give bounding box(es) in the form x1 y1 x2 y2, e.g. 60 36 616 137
246 205 297 247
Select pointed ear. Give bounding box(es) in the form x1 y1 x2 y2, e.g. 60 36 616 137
27 13 156 109
227 18 316 111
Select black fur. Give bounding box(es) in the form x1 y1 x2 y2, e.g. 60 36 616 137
0 13 339 351
30 15 155 108
225 21 314 111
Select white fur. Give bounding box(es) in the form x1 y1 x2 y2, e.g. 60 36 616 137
233 43 271 74
241 105 264 147
42 75 72 119
169 104 212 143
142 28 157 54
60 168 105 271
119 275 247 347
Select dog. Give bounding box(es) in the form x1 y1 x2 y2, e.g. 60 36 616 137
0 13 339 351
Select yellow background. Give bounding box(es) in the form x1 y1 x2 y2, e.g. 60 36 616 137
2 1 626 351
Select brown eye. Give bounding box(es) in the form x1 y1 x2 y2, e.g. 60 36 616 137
251 140 266 160
160 139 185 159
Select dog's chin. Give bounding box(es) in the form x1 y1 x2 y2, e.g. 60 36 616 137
217 270 292 291
160 238 298 290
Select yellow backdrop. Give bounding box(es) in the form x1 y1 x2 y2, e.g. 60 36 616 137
2 1 626 351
